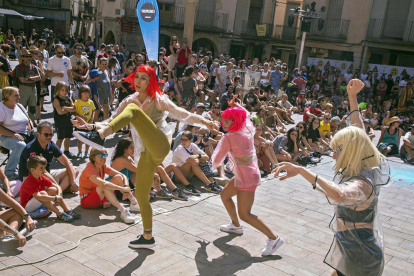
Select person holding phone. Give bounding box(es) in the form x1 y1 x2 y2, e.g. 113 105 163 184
176 37 191 78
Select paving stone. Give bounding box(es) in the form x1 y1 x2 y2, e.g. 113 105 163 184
36 257 101 276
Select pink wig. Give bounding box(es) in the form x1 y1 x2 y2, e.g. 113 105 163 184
122 65 161 99
221 106 247 132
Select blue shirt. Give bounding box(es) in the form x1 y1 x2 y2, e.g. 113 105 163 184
19 138 63 180
220 92 234 111
88 81 99 109
270 71 283 88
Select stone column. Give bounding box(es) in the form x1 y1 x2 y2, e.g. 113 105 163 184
353 52 362 70
183 0 198 48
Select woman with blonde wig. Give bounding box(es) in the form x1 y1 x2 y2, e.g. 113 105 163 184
274 79 391 276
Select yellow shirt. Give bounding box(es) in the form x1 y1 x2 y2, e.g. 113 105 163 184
74 99 95 122
319 120 330 137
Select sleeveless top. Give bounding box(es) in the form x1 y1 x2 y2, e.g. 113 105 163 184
108 168 130 181
382 128 398 145
53 96 71 125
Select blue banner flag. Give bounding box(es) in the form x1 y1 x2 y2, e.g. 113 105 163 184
136 0 159 62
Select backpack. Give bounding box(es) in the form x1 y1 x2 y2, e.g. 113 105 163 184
12 64 33 88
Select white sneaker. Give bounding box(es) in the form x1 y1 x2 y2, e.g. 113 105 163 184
214 177 230 186
262 236 284 256
120 209 135 224
220 222 243 234
129 203 140 212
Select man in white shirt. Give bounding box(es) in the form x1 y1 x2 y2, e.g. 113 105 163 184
215 62 233 94
38 39 49 63
401 125 414 162
360 68 368 81
172 131 221 193
47 44 74 96
277 93 294 123
344 68 353 84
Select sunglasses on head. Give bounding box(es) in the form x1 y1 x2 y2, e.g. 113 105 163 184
98 153 108 158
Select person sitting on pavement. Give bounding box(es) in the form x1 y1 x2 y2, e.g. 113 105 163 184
377 116 403 157
0 166 23 201
400 124 414 163
18 121 80 193
20 156 81 223
172 131 222 194
78 148 138 223
254 124 279 170
277 94 295 123
243 88 260 112
0 180 36 247
363 119 376 141
307 117 330 153
0 87 35 180
303 99 323 123
319 113 332 143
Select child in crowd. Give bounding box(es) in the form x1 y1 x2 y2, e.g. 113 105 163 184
88 69 102 123
20 156 80 222
67 85 96 158
370 113 380 130
52 81 75 158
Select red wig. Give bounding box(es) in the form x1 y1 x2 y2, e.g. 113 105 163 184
121 65 161 99
221 106 247 132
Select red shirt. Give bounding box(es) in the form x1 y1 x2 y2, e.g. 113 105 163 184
177 46 191 64
292 78 306 92
20 174 53 208
303 107 322 122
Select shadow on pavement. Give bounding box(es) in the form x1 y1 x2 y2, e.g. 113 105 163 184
195 234 282 276
114 249 155 276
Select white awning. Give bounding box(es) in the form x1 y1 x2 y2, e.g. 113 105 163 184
0 8 44 20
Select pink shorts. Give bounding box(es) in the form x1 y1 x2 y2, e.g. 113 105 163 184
236 186 257 192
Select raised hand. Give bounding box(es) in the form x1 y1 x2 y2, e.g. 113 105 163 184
227 94 238 107
347 79 365 97
71 116 92 130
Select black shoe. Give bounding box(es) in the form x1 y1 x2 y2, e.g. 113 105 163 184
73 130 105 151
202 182 221 194
212 181 223 191
129 235 156 249
183 184 201 195
171 188 189 201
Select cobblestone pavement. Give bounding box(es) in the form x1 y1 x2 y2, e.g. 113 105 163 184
1 86 414 275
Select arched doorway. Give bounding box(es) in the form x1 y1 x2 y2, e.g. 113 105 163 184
159 34 171 55
192 38 217 57
105 31 115 45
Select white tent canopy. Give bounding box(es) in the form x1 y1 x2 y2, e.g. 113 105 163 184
0 8 44 20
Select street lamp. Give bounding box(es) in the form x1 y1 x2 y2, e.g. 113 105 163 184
290 5 326 68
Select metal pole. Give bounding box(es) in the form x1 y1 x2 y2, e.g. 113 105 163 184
297 31 306 68
95 0 100 45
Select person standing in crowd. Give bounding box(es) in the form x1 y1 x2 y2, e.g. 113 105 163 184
38 39 49 64
120 44 129 61
0 44 12 89
274 79 390 276
176 37 191 78
113 44 125 73
70 43 90 100
97 58 111 120
16 48 41 122
215 62 233 95
47 44 75 97
269 64 283 96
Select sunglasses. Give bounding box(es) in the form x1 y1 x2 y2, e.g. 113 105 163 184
137 60 143 62
311 103 317 105
214 106 220 109
41 132 53 138
76 48 83 51
97 153 108 158
181 138 189 142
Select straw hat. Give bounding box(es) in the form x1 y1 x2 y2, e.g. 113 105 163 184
20 48 32 56
28 46 40 53
388 116 402 125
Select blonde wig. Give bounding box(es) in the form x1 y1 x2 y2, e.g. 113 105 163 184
330 126 383 176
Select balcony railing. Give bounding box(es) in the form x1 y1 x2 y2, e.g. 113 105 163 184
367 19 414 44
18 0 61 8
125 5 228 32
305 19 350 41
242 21 273 38
272 25 297 43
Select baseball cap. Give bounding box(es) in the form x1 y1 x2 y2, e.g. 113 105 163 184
196 103 205 108
158 79 165 84
89 69 103 78
363 119 370 124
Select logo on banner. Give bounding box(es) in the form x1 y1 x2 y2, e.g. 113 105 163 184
341 62 347 70
367 64 371 70
373 66 378 72
401 69 407 75
140 3 156 22
317 60 323 67
390 67 398 76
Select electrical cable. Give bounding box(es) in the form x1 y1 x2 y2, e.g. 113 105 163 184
0 159 334 272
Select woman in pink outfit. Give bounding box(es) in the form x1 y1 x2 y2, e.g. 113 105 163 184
211 101 283 256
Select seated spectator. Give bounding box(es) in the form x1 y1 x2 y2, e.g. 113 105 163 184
296 91 306 113
79 148 138 223
20 156 80 222
400 124 414 163
154 165 188 200
363 119 375 141
0 167 22 201
319 114 332 142
52 81 76 158
19 121 80 192
251 107 266 126
220 86 234 111
0 181 36 247
292 72 307 92
286 127 309 162
382 111 391 126
0 87 32 180
243 88 260 112
278 94 294 123
377 117 402 156
254 125 279 169
329 116 341 136
208 103 222 122
272 133 293 162
296 121 312 150
307 117 330 153
181 66 197 112
265 105 286 135
172 131 222 193
370 113 380 130
303 100 323 123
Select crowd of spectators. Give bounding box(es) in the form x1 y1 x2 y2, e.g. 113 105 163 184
0 29 413 247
